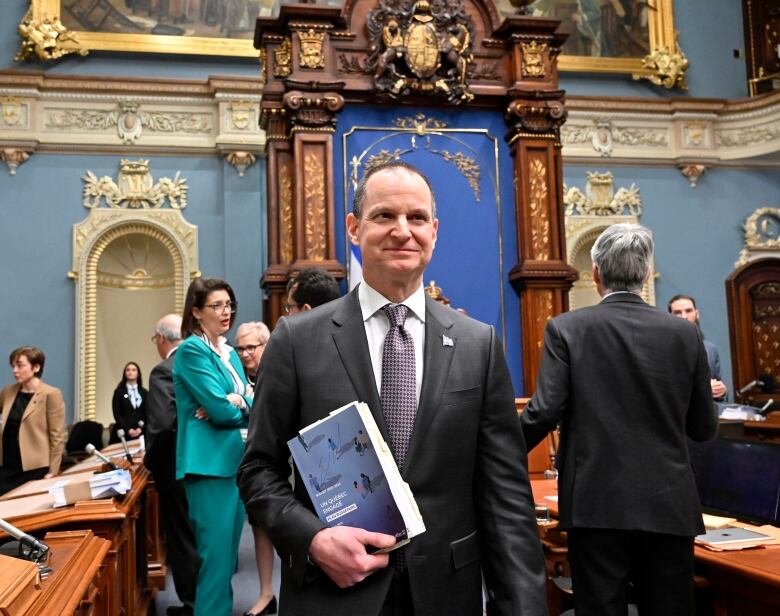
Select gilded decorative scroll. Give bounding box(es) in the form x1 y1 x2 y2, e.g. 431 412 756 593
278 161 294 264
529 158 549 260
274 37 292 78
564 172 642 216
303 151 326 260
632 35 689 91
16 6 86 62
82 159 187 209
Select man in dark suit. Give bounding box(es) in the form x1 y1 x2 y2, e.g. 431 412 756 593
144 313 198 616
284 266 340 315
238 162 546 615
520 223 719 616
668 294 728 400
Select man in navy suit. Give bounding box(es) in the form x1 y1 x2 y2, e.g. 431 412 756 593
238 162 546 616
521 223 718 616
668 294 728 400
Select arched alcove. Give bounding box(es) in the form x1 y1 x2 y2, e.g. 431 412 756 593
72 210 198 421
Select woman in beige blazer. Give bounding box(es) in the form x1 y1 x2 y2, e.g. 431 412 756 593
0 346 66 496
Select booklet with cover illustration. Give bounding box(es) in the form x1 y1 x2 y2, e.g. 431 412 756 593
287 401 425 548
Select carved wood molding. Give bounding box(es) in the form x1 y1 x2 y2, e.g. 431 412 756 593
0 71 265 158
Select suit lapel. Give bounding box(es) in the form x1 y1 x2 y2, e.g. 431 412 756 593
404 297 455 475
21 387 44 423
331 290 388 438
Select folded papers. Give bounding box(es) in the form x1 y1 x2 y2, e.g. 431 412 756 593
49 469 133 507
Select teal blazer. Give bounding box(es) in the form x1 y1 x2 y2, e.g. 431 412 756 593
173 335 251 480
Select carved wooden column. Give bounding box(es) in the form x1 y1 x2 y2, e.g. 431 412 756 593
256 6 346 326
496 17 577 392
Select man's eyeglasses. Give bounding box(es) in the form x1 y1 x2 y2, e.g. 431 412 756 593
205 301 238 315
235 343 264 355
283 303 299 314
150 333 160 342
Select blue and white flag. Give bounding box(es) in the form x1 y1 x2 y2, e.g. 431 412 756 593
349 245 362 291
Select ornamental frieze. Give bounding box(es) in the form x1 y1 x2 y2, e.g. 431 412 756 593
367 0 475 104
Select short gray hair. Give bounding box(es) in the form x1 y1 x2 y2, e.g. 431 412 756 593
235 321 270 345
590 223 653 294
155 314 182 342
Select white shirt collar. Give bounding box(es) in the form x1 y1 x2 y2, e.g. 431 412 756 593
358 281 427 323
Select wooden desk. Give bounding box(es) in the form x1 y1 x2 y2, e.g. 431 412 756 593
0 464 152 616
0 529 109 616
529 479 780 616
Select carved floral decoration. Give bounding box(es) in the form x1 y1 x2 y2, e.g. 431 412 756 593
564 172 642 216
82 159 188 209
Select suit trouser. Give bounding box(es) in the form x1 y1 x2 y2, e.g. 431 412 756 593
154 465 199 607
568 527 695 616
184 474 245 616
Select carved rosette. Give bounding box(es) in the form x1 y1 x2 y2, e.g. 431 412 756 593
283 90 344 131
303 152 326 260
506 95 567 136
366 0 475 104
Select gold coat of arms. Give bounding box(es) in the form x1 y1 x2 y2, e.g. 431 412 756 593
368 0 474 103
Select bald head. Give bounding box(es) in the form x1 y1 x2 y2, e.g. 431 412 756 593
154 313 182 359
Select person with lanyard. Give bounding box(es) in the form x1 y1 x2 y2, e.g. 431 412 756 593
0 346 66 495
173 277 252 616
110 361 147 444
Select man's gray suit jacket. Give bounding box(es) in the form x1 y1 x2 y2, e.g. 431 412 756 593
520 293 718 537
238 288 547 616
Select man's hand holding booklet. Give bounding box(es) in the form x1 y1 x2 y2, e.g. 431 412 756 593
286 400 425 555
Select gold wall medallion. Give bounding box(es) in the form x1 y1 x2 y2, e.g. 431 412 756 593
738 208 780 266
274 37 292 78
520 41 547 78
298 29 326 70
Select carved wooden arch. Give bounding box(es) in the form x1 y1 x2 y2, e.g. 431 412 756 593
255 0 576 392
726 257 780 408
72 215 198 420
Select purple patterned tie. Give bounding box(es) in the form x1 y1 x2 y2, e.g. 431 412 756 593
380 304 417 472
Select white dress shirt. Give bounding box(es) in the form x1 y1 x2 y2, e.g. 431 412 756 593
357 281 426 403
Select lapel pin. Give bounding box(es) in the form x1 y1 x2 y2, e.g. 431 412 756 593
442 335 454 347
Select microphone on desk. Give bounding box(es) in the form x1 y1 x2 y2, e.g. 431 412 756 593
85 443 119 470
0 517 50 563
738 379 763 395
758 399 775 415
116 429 134 464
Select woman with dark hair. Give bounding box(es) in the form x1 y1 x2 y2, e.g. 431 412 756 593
173 277 252 616
110 361 147 444
0 346 66 495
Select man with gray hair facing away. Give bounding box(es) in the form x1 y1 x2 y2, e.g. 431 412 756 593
145 313 198 616
520 223 718 616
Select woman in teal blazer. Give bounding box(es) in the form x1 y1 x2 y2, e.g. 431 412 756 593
173 277 252 616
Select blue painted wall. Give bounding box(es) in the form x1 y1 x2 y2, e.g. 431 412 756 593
0 0 768 414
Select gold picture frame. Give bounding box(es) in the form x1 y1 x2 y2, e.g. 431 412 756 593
21 0 685 88
501 0 682 80
19 0 263 61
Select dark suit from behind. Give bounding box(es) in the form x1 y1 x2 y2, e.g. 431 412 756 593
521 293 719 615
238 289 547 616
144 352 198 608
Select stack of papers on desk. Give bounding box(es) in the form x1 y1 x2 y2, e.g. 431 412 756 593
49 469 132 507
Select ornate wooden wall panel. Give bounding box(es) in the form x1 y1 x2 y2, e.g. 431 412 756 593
255 1 577 388
726 258 780 408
